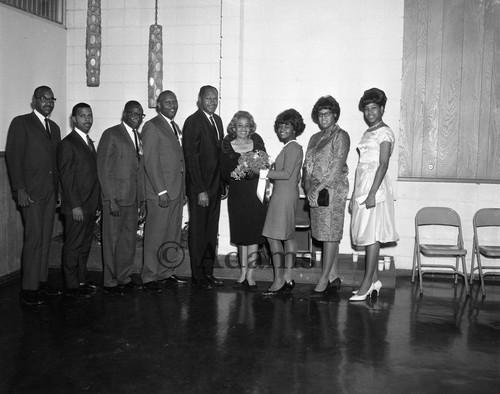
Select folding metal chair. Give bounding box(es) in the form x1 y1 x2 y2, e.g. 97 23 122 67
412 207 469 296
470 208 500 297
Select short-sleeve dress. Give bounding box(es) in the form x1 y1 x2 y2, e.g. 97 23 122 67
303 124 350 242
262 140 303 240
350 125 399 246
220 133 267 246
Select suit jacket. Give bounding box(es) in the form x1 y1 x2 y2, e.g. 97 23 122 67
5 112 61 199
57 130 100 215
142 114 185 201
182 109 224 198
96 123 145 206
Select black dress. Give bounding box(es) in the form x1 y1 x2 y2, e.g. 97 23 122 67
221 133 267 245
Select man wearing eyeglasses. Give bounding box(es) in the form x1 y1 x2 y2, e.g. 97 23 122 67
97 101 146 295
6 85 63 306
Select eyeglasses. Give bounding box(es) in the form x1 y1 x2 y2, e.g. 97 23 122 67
126 111 146 119
37 96 57 103
318 111 333 118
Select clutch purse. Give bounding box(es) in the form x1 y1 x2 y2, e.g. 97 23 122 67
317 189 329 207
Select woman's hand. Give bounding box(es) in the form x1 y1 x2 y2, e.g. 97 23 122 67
307 187 319 208
361 192 376 209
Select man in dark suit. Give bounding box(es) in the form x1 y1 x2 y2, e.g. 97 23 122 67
57 103 100 299
6 85 63 306
97 101 146 295
141 90 188 293
182 85 225 290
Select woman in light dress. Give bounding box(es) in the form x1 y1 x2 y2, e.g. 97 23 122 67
349 88 399 301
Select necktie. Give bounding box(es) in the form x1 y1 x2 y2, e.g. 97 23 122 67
133 129 141 158
209 115 219 140
170 121 179 138
171 121 181 146
86 135 96 155
44 118 51 140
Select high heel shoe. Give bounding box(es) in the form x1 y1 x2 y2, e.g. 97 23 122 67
327 277 341 292
352 280 382 295
262 282 287 296
349 283 374 301
284 280 295 292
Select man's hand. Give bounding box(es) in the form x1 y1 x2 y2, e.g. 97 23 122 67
110 199 121 217
72 206 84 222
17 189 33 207
198 192 209 207
159 193 170 208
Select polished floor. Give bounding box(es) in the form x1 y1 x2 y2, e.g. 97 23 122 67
0 271 499 394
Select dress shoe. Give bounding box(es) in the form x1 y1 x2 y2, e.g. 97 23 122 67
65 286 94 299
284 279 295 292
191 279 213 290
103 286 125 296
19 290 46 306
39 282 63 296
79 282 98 290
120 281 143 292
205 274 224 287
262 282 287 296
349 283 375 302
352 280 382 295
246 281 258 292
143 281 163 293
232 279 247 289
161 274 188 286
327 277 341 292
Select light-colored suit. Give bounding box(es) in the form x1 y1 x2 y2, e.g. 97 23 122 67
141 114 185 283
97 123 145 287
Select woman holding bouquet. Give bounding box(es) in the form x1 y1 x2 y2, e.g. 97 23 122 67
303 95 350 296
259 109 305 295
221 111 267 290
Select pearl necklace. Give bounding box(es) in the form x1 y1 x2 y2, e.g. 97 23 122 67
367 121 384 131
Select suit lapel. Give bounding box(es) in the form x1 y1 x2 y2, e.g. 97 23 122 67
29 112 51 141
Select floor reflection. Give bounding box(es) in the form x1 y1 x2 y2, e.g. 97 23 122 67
0 274 498 393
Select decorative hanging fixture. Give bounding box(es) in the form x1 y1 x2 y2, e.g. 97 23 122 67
85 0 101 87
148 0 163 108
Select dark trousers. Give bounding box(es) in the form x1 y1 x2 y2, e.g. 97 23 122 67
62 213 95 289
101 203 138 287
187 195 221 280
20 192 56 290
142 197 183 284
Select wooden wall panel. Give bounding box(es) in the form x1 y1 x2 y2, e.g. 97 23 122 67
486 1 500 178
0 155 23 277
399 0 418 178
436 0 464 178
409 0 429 178
399 0 499 183
421 0 443 178
477 0 494 178
457 0 484 179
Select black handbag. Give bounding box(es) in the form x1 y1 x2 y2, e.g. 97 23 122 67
317 189 329 207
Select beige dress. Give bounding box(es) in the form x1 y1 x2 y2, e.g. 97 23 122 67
350 125 399 246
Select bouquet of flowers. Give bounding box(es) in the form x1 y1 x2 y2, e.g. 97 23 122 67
231 150 271 180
